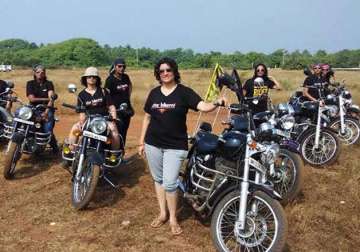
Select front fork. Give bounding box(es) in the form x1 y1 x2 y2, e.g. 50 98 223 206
75 137 88 180
315 107 323 148
339 96 345 135
237 137 251 230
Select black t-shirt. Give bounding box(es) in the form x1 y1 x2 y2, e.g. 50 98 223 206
105 73 132 108
243 78 275 113
144 84 202 150
303 75 326 100
0 80 7 94
77 88 114 116
0 80 8 107
26 80 54 105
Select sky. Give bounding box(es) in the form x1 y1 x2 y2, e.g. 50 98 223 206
1 0 359 53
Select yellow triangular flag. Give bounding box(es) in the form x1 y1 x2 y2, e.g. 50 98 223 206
204 63 224 102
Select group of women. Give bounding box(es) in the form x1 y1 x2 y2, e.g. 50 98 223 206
2 58 333 236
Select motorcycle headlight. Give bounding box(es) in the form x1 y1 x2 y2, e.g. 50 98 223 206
328 105 339 117
261 143 280 164
18 106 33 120
90 118 107 134
343 91 352 100
280 115 295 130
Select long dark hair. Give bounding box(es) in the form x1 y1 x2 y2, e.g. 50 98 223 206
253 63 269 81
80 76 102 87
154 57 181 84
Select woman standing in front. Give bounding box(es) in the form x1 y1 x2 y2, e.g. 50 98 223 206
138 57 226 235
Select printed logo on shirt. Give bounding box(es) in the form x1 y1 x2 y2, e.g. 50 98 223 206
42 89 48 92
85 98 103 106
253 86 269 97
151 102 176 114
117 84 128 90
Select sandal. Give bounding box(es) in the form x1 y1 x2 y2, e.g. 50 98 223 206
150 217 167 228
170 223 183 236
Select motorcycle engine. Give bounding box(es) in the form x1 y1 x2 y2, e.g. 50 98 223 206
215 157 238 177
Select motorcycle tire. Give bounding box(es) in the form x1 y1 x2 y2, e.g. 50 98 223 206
3 141 21 179
211 190 287 252
300 128 341 167
329 117 360 145
273 149 304 206
71 160 100 210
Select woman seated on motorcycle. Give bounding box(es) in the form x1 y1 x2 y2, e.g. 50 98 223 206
67 67 120 150
302 63 326 106
242 63 281 114
26 64 58 153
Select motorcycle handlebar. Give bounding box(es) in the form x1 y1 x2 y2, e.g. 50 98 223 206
62 103 77 110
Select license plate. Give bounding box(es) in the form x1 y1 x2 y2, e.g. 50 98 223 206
273 129 290 138
14 118 34 125
83 130 107 142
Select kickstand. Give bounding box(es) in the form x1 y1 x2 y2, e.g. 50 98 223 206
103 174 119 188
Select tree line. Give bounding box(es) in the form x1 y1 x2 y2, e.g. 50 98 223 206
0 38 359 69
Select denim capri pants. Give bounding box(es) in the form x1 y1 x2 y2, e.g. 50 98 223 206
144 143 188 192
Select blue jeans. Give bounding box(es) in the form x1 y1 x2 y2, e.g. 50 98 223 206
144 144 188 192
43 109 55 133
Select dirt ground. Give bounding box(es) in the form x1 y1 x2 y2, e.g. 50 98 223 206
0 69 359 251
0 111 359 252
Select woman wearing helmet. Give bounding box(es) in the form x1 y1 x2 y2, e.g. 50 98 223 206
67 67 120 150
242 63 281 113
105 58 134 149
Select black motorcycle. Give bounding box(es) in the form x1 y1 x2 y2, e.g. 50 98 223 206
324 82 360 145
288 91 341 167
62 84 129 210
179 103 288 252
0 80 15 139
3 96 58 179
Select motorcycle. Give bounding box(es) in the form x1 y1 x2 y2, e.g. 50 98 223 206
179 103 288 252
324 82 360 145
62 84 129 210
288 90 341 167
3 95 58 179
220 72 304 204
0 80 15 139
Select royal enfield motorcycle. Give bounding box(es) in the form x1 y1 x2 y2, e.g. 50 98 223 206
179 103 288 252
324 82 360 145
0 80 15 139
62 84 130 210
3 95 58 179
288 91 341 167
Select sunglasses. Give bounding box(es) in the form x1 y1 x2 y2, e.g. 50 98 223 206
256 68 265 72
159 68 173 74
116 64 124 68
86 76 97 79
313 67 321 70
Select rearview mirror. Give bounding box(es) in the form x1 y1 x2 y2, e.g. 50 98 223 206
68 83 77 93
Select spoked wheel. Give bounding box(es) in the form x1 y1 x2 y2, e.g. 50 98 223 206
71 159 100 210
300 128 341 167
3 141 21 179
272 149 304 205
211 191 287 252
329 117 360 145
